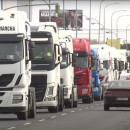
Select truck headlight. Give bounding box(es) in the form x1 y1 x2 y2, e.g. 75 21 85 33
47 87 54 96
82 88 88 94
93 87 98 92
12 95 23 104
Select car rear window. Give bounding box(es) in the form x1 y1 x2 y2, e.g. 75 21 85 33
109 81 130 88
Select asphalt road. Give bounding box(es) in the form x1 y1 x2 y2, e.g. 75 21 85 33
1 101 130 130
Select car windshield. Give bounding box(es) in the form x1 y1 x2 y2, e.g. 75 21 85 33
0 41 23 64
109 81 130 88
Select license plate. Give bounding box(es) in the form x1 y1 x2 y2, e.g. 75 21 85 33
116 97 128 101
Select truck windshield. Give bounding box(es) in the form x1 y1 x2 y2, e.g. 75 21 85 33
60 54 68 69
103 60 109 70
91 57 97 70
75 56 89 68
32 42 54 64
0 41 23 64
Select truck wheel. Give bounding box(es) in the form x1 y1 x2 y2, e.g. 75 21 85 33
73 92 78 107
17 111 28 120
59 91 64 111
48 105 59 113
73 100 78 107
65 94 73 108
28 94 36 118
94 95 101 101
104 104 109 111
82 98 88 103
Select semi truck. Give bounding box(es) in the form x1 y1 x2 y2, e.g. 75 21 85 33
0 11 36 120
90 48 102 101
30 22 64 113
73 38 93 103
59 30 78 108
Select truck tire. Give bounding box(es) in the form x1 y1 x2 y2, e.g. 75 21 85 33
94 95 101 101
28 94 36 118
73 100 78 107
104 104 109 111
65 93 73 108
59 90 64 112
48 105 59 113
17 111 28 120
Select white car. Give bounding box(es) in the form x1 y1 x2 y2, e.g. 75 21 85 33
119 73 130 80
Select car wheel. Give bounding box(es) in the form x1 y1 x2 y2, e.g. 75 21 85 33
104 104 109 111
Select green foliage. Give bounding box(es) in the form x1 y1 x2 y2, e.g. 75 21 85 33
120 44 130 50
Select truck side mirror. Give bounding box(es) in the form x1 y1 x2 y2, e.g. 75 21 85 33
125 62 128 70
29 41 35 60
72 53 76 67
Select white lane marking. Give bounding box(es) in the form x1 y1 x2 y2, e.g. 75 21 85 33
79 109 83 111
71 111 75 113
51 116 57 119
101 103 104 104
91 106 94 107
85 107 88 109
24 122 31 126
8 127 16 129
61 113 67 116
38 119 45 122
96 104 99 105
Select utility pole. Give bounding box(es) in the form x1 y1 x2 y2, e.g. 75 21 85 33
1 0 3 10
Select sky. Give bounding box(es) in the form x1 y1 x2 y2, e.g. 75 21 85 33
1 0 130 43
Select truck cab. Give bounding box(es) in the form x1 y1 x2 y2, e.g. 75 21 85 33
0 11 36 120
30 22 64 113
73 38 93 103
91 48 102 101
59 30 78 108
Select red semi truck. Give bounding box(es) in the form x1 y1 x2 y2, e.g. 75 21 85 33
73 38 93 103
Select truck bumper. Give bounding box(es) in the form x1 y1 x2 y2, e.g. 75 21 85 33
36 100 58 109
78 95 90 99
77 84 91 97
0 106 26 113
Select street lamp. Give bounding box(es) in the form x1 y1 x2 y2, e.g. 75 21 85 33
85 16 103 42
126 24 130 50
103 3 119 44
42 0 51 21
98 0 104 44
111 10 126 47
116 15 130 49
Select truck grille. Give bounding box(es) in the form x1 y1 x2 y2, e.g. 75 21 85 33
74 74 82 85
0 74 14 87
30 75 47 102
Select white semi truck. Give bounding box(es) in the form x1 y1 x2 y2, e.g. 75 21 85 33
30 22 64 113
0 11 36 120
59 30 78 108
